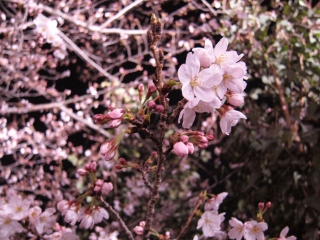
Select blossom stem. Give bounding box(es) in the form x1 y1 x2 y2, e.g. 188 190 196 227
99 198 134 240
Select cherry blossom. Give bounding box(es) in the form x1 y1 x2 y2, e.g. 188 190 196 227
34 208 56 234
277 226 297 240
197 210 225 237
204 192 228 211
3 195 30 220
178 52 223 102
219 107 247 135
0 211 24 239
228 217 245 240
243 220 268 240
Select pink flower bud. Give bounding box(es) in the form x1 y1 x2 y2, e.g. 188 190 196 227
90 162 97 172
133 226 144 235
139 221 146 227
93 114 110 124
186 142 194 154
147 81 157 93
95 179 104 187
147 100 156 109
100 140 116 161
84 163 91 171
110 119 122 128
172 142 189 156
77 168 87 176
101 182 113 195
155 104 164 113
227 92 244 106
94 185 101 192
138 83 145 92
57 200 69 214
180 135 189 143
108 109 124 119
258 202 265 211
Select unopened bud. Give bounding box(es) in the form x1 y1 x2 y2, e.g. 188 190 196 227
93 114 110 124
147 100 156 110
95 179 104 187
90 162 97 172
258 202 265 211
155 104 164 113
77 168 87 176
266 202 272 209
101 182 113 195
138 83 145 102
119 158 128 165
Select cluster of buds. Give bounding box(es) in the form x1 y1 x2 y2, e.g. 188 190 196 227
77 161 97 176
171 131 214 157
94 179 113 196
114 158 139 171
94 108 125 128
257 201 272 222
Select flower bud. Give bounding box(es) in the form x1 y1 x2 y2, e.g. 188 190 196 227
108 109 124 119
147 100 156 110
93 114 110 124
133 226 144 235
101 182 113 195
100 140 117 161
95 179 104 187
180 135 189 143
227 92 244 106
172 142 189 156
90 162 97 172
155 104 164 113
77 168 87 176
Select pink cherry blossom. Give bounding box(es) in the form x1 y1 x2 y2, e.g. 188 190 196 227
3 195 30 220
277 226 296 240
172 142 189 156
101 182 113 195
243 220 268 240
197 211 225 237
0 211 24 239
227 92 245 106
107 109 124 119
212 37 244 67
219 108 247 135
178 52 223 102
228 217 245 240
204 192 228 211
34 208 56 234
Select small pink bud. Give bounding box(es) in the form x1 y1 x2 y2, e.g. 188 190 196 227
93 114 110 124
77 168 87 176
206 134 214 140
90 162 97 172
258 202 265 211
186 142 194 154
100 141 116 161
110 119 122 128
84 163 91 171
94 185 101 192
119 158 128 165
139 221 146 227
266 202 272 209
133 226 144 235
198 143 208 148
172 142 188 156
147 100 156 109
155 104 164 113
147 81 157 93
180 135 189 143
138 83 145 92
101 182 113 195
108 109 124 119
95 179 104 187
227 92 244 106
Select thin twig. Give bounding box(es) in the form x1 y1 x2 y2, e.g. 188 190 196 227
175 193 205 240
99 0 146 29
270 64 291 128
100 197 134 240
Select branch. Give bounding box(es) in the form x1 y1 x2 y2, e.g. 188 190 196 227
100 197 134 240
175 193 205 240
99 0 146 29
270 64 292 128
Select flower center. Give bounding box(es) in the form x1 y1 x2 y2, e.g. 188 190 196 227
216 54 227 64
252 226 259 234
190 76 199 88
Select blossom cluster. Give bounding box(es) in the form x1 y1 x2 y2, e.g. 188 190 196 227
57 200 109 229
196 193 297 240
33 14 68 59
178 38 247 135
0 195 77 240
